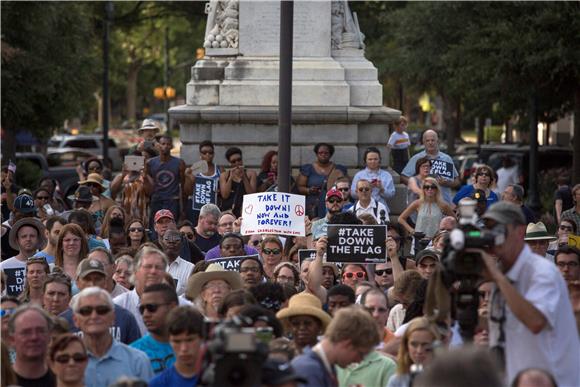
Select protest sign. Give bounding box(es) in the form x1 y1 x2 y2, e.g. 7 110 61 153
193 176 217 211
326 224 387 264
568 234 580 248
298 249 317 268
241 192 305 236
208 254 259 272
3 266 26 296
430 159 454 180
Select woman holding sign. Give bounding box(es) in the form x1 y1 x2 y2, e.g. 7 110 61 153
398 177 454 240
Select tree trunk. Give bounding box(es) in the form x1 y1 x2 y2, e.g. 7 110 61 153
1 127 17 162
126 62 141 124
573 87 580 185
527 93 541 213
504 118 513 143
441 93 457 156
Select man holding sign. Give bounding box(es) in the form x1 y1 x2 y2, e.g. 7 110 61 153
401 130 460 203
326 224 387 265
240 192 305 237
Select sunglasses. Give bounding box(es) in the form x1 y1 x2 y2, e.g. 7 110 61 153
262 248 281 255
0 308 16 318
54 353 88 364
327 198 341 204
358 187 370 192
77 305 111 317
129 227 144 232
342 271 366 279
375 269 392 276
139 303 169 314
477 173 491 177
251 240 261 246
423 185 437 190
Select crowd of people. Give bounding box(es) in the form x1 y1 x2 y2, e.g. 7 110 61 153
1 116 579 387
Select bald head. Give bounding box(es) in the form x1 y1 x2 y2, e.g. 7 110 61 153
439 216 457 232
513 368 557 387
423 130 439 154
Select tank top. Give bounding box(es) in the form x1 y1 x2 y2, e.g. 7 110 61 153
148 156 181 201
415 202 443 238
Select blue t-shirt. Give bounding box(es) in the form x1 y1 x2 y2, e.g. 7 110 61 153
149 365 198 387
452 184 499 207
32 251 55 265
130 335 175 374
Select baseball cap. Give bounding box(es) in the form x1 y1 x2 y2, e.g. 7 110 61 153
154 209 175 223
261 359 307 385
13 194 36 214
76 258 106 279
326 188 342 201
481 201 526 226
416 248 440 264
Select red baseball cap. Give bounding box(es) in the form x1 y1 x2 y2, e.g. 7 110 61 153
325 188 342 201
154 209 175 223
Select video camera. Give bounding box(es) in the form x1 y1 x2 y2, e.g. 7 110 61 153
435 199 505 341
200 316 270 387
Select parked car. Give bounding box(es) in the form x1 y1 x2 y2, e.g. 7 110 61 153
48 134 122 171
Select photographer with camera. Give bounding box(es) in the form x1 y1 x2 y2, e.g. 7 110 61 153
476 202 579 386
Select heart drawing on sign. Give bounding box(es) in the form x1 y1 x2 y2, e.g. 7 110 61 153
244 204 253 215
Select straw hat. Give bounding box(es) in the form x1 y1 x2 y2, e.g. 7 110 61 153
524 222 557 241
138 119 161 133
78 173 105 191
9 218 47 251
276 293 332 331
186 263 242 300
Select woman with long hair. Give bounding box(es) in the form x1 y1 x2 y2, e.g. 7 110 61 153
125 218 148 253
386 317 440 387
99 205 126 239
398 177 454 240
407 157 431 207
55 224 89 294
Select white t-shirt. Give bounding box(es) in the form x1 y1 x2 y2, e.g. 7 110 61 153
166 257 194 296
495 165 519 194
387 131 410 150
489 245 580 386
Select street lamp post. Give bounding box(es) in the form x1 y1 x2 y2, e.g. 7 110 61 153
102 1 113 165
278 0 293 193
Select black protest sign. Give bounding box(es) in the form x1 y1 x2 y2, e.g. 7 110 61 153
298 249 317 268
326 224 387 264
3 266 26 296
193 176 217 210
430 160 454 180
208 254 259 272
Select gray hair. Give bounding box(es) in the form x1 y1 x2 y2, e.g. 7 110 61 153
200 203 221 220
71 286 114 313
508 184 524 201
134 246 168 271
114 255 135 271
89 247 114 265
8 304 53 335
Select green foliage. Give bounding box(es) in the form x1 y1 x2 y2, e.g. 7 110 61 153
484 126 503 143
1 2 99 138
14 160 42 191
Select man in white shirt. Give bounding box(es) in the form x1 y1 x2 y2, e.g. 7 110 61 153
479 202 579 386
349 179 388 224
158 228 193 296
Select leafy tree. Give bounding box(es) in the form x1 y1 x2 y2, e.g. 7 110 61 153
1 2 99 159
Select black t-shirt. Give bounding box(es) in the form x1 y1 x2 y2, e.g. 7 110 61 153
193 230 221 253
555 186 574 212
17 369 56 387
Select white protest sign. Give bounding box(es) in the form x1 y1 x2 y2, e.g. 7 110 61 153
241 192 306 236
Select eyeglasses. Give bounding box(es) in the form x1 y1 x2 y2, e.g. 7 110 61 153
357 187 370 192
375 269 392 276
262 248 281 255
200 150 214 155
556 261 579 269
54 353 88 364
77 305 111 317
129 227 144 233
139 303 170 315
559 225 573 232
365 306 388 314
36 196 50 201
163 235 182 243
327 198 341 204
342 271 366 279
423 185 437 190
0 308 16 318
337 187 349 192
240 266 260 273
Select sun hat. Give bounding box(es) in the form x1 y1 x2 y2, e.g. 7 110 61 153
67 186 98 203
13 194 36 214
524 222 557 241
186 263 242 300
481 201 526 226
325 187 342 201
76 258 107 279
9 218 47 251
276 292 332 331
137 118 161 133
78 173 105 191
